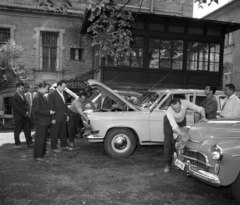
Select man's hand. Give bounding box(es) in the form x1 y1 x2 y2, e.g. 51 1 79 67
66 116 69 122
50 110 55 115
200 117 208 122
25 112 29 117
51 120 56 124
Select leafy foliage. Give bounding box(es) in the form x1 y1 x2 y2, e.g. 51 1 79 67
195 0 218 8
0 39 28 89
87 0 134 58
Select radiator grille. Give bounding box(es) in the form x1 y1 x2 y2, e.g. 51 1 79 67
183 149 207 170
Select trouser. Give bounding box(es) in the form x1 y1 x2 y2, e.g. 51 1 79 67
50 119 68 149
68 109 80 143
34 124 48 158
163 115 186 166
14 119 32 146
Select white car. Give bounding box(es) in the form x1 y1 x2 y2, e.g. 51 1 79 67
84 80 226 158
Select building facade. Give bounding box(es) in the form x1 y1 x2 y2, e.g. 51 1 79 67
203 0 240 90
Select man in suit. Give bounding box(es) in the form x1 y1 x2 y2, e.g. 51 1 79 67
48 80 72 152
32 81 55 162
96 92 114 110
24 85 36 127
10 82 33 149
201 84 218 119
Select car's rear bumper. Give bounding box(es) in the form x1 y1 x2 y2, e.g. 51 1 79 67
176 159 221 187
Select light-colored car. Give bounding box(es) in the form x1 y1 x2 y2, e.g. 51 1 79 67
173 119 240 203
84 79 226 158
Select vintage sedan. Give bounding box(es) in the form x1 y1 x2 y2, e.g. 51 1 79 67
173 119 240 203
84 79 226 158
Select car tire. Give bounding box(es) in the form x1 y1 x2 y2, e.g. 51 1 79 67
231 172 240 203
104 128 136 158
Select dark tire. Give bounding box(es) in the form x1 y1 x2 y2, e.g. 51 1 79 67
231 172 240 203
104 128 137 158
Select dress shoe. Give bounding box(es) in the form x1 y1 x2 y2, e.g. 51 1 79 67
52 149 61 153
62 146 73 151
69 142 75 148
34 158 45 162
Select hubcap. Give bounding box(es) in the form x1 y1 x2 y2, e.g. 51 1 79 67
113 135 127 150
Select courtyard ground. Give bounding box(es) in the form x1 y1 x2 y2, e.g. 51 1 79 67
0 131 238 205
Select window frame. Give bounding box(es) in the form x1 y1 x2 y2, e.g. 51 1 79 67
70 48 84 61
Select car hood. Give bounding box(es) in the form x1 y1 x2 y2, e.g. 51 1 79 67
187 118 240 143
86 79 138 111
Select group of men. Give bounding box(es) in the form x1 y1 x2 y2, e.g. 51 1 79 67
163 83 240 173
11 80 94 162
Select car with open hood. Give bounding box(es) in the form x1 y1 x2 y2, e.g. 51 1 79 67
173 119 240 203
84 79 226 158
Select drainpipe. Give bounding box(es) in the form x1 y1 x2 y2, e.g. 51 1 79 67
151 0 154 13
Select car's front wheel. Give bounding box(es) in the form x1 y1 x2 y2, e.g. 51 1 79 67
104 128 137 158
231 172 240 203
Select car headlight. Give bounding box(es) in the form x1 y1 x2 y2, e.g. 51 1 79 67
211 145 223 161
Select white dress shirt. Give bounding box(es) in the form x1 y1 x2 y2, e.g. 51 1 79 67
166 100 203 130
220 94 240 118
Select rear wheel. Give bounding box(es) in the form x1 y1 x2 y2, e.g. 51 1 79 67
231 172 240 203
104 128 137 158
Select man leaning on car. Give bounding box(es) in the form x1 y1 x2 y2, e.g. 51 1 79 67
163 98 208 173
220 83 240 119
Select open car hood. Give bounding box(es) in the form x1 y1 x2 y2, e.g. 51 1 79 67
86 79 138 111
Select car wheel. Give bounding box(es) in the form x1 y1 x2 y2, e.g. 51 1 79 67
231 172 240 203
104 128 137 158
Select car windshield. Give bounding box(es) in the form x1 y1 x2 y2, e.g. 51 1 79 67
135 92 161 108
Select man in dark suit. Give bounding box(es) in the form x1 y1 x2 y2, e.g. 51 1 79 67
96 92 114 110
201 84 218 119
32 81 55 162
48 80 72 152
10 82 33 149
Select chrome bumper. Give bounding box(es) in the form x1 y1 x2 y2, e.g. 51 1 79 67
179 160 220 187
85 134 104 143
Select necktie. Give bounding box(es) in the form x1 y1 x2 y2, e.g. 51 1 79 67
221 98 229 111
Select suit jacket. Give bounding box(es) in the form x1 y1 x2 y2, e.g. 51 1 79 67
96 95 114 109
32 92 51 126
24 92 36 117
10 92 29 121
201 95 218 119
48 90 68 122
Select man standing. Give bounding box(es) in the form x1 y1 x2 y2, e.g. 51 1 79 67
96 92 114 110
48 80 72 152
163 98 207 173
68 92 89 148
24 85 36 127
201 84 218 119
32 81 55 162
10 82 33 149
220 83 240 118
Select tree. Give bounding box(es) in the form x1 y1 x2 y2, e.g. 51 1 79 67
0 39 28 89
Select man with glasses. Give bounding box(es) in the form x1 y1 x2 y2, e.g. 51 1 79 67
163 98 207 173
220 83 240 119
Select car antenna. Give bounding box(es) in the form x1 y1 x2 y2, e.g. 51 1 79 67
148 70 174 91
106 74 122 85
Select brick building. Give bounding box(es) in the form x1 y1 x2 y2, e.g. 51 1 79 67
0 0 194 120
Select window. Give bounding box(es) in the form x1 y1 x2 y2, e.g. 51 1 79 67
4 97 12 115
187 42 220 72
101 37 144 67
148 39 183 69
70 48 83 60
41 32 59 71
0 28 10 46
225 33 233 46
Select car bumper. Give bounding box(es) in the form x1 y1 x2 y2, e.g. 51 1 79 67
85 134 104 143
176 159 220 187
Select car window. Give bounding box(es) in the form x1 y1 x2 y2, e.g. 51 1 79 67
159 94 186 110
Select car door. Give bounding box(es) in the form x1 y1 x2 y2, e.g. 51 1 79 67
149 92 195 142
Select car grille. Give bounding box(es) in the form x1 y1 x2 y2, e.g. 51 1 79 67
183 149 208 170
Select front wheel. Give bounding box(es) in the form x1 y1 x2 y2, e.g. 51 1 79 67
231 172 240 203
104 128 137 158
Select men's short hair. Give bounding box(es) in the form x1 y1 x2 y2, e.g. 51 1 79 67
225 83 235 92
79 92 87 98
207 84 217 94
38 81 49 88
169 98 181 106
57 80 66 87
16 82 24 88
